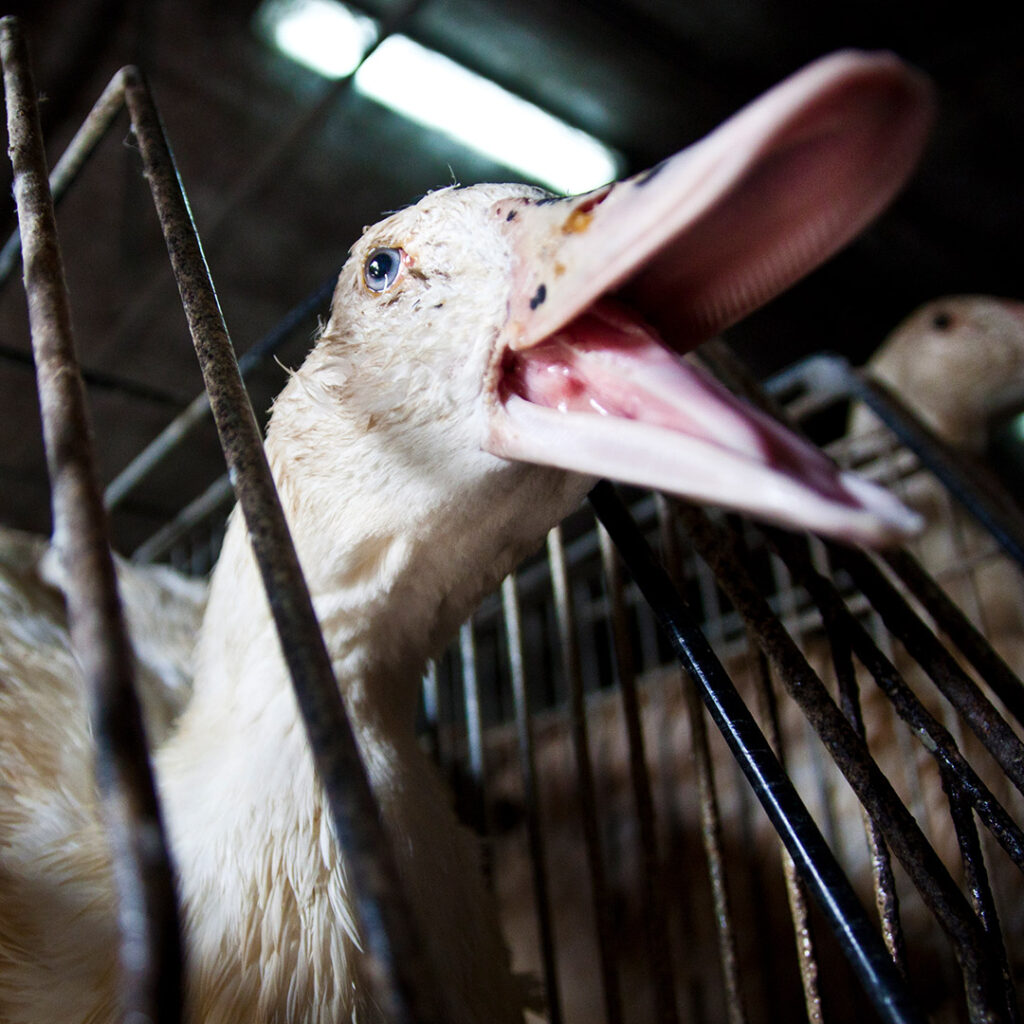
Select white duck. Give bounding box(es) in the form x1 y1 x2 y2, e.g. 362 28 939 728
851 295 1024 451
0 51 931 1024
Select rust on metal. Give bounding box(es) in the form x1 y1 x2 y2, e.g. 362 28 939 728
117 62 444 1024
675 500 1008 1022
824 603 908 975
0 19 182 1024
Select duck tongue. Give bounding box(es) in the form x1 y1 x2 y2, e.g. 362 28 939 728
486 50 933 546
494 301 921 543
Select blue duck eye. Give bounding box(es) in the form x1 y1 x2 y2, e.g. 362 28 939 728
364 247 404 292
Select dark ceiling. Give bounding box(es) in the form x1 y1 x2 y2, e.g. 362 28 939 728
1 0 1021 560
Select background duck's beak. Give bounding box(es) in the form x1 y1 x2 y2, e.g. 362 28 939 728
486 50 933 546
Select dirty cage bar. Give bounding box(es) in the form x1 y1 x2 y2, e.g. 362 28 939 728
1 17 443 1024
4 14 1024 1024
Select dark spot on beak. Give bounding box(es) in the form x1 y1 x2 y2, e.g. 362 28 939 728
932 310 953 330
506 210 517 221
529 284 547 310
635 159 668 186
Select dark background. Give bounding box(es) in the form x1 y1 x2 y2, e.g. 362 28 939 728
1 0 1021 555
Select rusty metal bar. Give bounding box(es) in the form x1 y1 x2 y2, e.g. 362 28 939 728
881 546 1024 730
0 60 127 288
117 63 443 1023
945 773 1020 1023
501 573 565 1024
108 272 337 511
656 497 749 1024
547 523 625 1024
676 498 1009 1021
748 634 826 1024
829 545 1024 798
598 523 680 1024
592 479 973 1024
729 525 829 1023
0 20 182 1024
767 528 1024 874
824 601 909 974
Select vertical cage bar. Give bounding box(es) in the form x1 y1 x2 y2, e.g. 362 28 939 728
460 620 491 855
657 498 749 1024
747 639 826 1024
548 524 625 1024
598 524 680 1024
502 573 565 1024
0 21 182 1023
117 64 444 1024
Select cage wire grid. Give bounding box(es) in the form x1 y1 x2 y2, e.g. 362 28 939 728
4 14 1024 1024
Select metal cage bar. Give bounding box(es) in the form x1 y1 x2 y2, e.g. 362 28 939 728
1 19 445 1022
0 20 182 1024
589 481 930 1024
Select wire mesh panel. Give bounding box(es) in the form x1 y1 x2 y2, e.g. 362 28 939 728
424 360 1024 1024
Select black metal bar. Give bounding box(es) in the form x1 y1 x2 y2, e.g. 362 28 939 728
118 63 443 1024
680 497 1010 1021
590 479 939 1024
0 342 186 407
547 523 625 1024
0 21 182 1024
502 574 565 1024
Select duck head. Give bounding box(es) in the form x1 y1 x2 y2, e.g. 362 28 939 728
287 50 932 559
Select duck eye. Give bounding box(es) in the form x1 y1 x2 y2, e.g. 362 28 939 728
364 247 404 292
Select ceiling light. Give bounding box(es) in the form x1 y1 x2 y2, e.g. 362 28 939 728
257 0 378 80
256 0 623 194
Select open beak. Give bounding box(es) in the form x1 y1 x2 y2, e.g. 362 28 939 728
485 50 933 545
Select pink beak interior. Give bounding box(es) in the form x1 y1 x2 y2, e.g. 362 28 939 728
485 50 934 546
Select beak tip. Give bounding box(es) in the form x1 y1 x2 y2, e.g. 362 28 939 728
838 471 924 547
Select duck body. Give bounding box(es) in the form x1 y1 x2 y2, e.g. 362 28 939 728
0 53 933 1023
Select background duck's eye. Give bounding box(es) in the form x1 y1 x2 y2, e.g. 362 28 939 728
364 248 404 292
